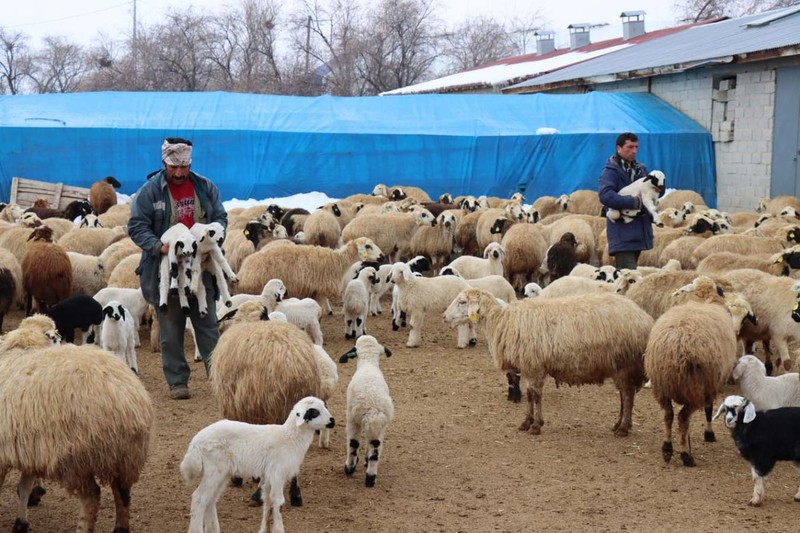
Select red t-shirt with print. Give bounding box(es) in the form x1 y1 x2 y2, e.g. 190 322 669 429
168 179 195 228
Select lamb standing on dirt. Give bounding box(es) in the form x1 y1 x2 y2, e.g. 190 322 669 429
181 396 335 533
343 266 378 339
339 335 393 487
732 355 800 411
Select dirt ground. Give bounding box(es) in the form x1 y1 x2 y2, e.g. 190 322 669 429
1 299 799 533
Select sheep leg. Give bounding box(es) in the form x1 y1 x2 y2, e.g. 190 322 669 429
365 437 384 487
13 472 35 532
76 477 101 533
468 322 477 346
158 256 171 312
308 321 324 346
127 337 139 375
267 477 287 533
345 418 360 475
110 477 132 533
456 323 469 349
506 370 522 403
520 377 544 434
406 311 423 347
773 338 793 371
318 427 331 449
659 398 674 463
703 401 716 442
750 468 765 507
613 386 635 437
188 471 226 533
677 405 696 467
345 316 354 339
208 261 233 307
289 476 302 507
209 248 238 283
182 268 198 316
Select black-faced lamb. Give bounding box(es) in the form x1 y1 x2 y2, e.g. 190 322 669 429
339 335 393 487
188 221 238 317
101 300 138 374
714 395 800 506
45 294 104 344
181 396 335 533
158 222 197 314
606 170 665 224
444 288 653 436
343 266 378 339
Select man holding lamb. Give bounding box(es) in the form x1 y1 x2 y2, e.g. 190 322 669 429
598 132 655 270
129 137 228 400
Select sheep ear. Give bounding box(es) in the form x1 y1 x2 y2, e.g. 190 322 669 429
119 306 126 320
742 403 757 424
338 348 357 364
104 306 113 318
218 308 238 323
712 403 727 421
260 308 270 321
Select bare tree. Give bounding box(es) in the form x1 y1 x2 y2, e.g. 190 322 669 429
0 29 34 94
28 36 86 93
291 0 367 96
675 0 800 22
357 0 443 94
504 9 547 56
443 16 517 74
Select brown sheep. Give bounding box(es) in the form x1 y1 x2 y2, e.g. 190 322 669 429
21 226 72 315
544 232 578 283
89 176 121 215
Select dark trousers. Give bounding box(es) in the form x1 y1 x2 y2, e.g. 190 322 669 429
156 272 219 387
614 251 641 270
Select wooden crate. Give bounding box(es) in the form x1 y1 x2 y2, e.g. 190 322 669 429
9 177 90 210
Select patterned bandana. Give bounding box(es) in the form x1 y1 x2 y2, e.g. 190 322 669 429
161 140 193 166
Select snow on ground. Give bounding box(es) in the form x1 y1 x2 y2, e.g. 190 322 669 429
223 191 339 212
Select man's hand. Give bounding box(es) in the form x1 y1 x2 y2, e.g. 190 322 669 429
160 244 169 255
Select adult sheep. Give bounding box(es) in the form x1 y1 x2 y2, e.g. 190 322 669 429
658 190 707 211
57 227 128 256
689 234 784 269
500 222 548 291
89 176 122 215
211 317 321 508
236 237 385 309
342 209 435 262
0 248 22 331
21 226 72 315
0 344 153 533
303 208 342 249
645 276 750 467
444 288 653 436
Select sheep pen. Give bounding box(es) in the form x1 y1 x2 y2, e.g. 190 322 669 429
0 275 796 531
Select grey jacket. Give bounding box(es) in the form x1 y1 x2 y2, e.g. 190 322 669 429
128 169 227 305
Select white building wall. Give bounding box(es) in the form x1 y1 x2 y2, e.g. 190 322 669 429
577 65 781 212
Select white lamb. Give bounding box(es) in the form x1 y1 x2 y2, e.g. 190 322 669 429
444 242 505 279
188 222 238 317
100 300 138 374
343 266 379 339
158 223 197 313
93 287 147 347
732 354 800 411
370 264 394 316
523 282 542 298
181 396 335 533
606 170 666 224
338 335 393 487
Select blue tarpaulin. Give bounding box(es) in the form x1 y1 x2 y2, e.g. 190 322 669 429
0 91 716 205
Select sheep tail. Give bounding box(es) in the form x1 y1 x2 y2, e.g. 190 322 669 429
180 445 203 485
362 409 390 440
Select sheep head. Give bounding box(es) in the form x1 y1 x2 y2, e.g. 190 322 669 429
388 262 412 285
292 396 335 430
20 212 43 229
672 276 725 304
724 292 757 334
26 225 54 243
755 198 769 213
266 204 286 222
439 193 453 204
645 170 666 194
352 237 384 263
414 209 436 227
504 201 525 222
556 194 570 211
686 215 719 235
444 288 493 327
338 334 391 364
371 184 389 197
459 196 478 212
483 242 504 260
713 395 756 429
732 355 765 382
437 212 456 229
523 282 542 298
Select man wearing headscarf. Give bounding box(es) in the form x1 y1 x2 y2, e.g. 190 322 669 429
128 137 227 400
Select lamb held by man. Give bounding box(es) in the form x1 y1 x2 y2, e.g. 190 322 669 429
158 223 197 314
188 221 238 317
606 170 666 224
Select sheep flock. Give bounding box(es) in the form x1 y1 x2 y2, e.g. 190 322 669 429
1 186 800 531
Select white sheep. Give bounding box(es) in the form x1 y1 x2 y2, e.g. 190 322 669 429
443 288 653 435
444 242 505 279
66 251 106 297
439 267 517 303
343 266 378 339
158 223 197 313
606 171 666 224
93 287 148 347
181 396 335 533
338 335 393 487
732 355 800 411
523 282 542 298
389 261 472 348
100 300 138 374
188 221 238 317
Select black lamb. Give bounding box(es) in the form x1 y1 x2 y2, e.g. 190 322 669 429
714 395 800 506
45 295 104 343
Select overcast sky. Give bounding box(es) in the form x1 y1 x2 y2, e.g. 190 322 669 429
3 0 681 49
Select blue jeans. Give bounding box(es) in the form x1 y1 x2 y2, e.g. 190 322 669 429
156 271 219 387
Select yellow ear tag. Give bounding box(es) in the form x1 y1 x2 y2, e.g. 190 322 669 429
777 256 784 263
244 230 250 236
469 313 478 322
358 246 367 260
794 302 799 311
791 232 796 239
713 230 720 234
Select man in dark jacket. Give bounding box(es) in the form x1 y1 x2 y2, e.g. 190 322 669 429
128 137 228 400
598 132 652 270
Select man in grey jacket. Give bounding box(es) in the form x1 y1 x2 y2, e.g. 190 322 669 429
128 137 227 400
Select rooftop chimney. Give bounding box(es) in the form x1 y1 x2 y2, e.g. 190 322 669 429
568 23 591 49
534 31 556 55
620 11 646 40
